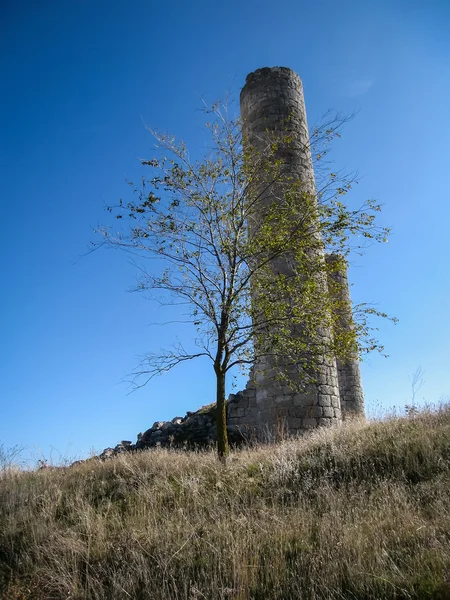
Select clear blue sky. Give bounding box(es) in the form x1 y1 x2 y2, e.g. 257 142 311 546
1 0 449 464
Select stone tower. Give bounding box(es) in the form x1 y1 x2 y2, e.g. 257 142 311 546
239 67 344 436
325 254 365 418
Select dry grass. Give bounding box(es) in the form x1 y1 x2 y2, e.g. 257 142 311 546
1 406 450 599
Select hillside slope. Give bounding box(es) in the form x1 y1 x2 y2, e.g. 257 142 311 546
1 407 450 599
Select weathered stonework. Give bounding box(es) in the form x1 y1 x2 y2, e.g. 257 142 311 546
240 66 343 436
97 396 256 459
326 253 365 418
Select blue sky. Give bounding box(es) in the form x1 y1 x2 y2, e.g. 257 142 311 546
1 0 449 463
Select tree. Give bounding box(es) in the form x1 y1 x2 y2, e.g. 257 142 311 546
94 101 392 462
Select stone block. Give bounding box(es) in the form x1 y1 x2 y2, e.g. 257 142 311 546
318 394 331 407
283 386 296 395
319 385 334 395
151 421 165 431
274 395 291 405
322 406 334 418
293 393 318 406
331 396 340 408
256 388 268 401
310 406 323 418
289 406 307 418
264 368 278 379
302 418 318 429
288 417 303 429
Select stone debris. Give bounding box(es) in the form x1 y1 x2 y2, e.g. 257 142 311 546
93 394 254 462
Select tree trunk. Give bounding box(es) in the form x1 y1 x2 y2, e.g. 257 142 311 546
215 368 229 463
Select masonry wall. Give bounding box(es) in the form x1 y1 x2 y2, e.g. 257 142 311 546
325 254 365 419
240 67 342 437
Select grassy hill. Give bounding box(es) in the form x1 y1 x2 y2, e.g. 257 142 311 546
1 406 450 599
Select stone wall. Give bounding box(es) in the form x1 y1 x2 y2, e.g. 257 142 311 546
325 254 365 418
98 393 258 459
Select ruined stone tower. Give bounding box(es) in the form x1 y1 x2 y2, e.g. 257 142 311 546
326 254 365 419
227 66 364 437
104 67 368 457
